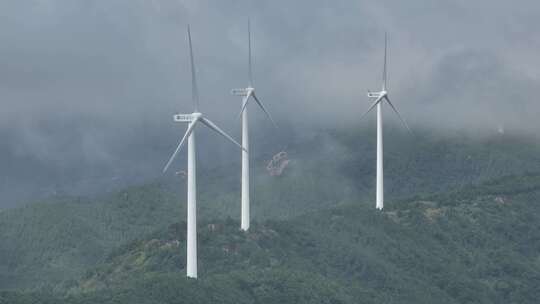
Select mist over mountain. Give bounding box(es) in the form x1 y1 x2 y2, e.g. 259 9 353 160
0 1 539 206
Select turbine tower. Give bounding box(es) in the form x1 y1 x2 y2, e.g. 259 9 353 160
232 19 277 231
163 26 245 279
361 33 411 210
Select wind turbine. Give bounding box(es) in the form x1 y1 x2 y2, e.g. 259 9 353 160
231 19 277 231
163 25 245 279
361 33 411 210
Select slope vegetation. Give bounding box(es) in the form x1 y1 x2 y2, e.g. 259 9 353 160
30 173 540 304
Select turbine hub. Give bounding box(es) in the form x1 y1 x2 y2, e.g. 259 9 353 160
192 112 203 119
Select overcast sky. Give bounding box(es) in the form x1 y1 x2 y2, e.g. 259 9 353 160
0 0 539 206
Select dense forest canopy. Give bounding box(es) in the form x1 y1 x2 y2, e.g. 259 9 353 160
0 129 539 303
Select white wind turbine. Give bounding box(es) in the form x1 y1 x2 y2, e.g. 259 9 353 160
361 33 411 210
231 19 277 231
163 26 245 279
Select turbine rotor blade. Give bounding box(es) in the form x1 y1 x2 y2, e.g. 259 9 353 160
383 32 388 90
384 96 412 134
236 91 253 120
200 117 247 152
187 25 200 111
162 117 200 173
252 92 278 128
248 18 253 86
360 96 384 120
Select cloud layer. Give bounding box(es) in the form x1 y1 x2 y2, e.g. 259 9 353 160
0 0 539 206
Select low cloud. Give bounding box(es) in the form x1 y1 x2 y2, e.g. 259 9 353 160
0 0 539 206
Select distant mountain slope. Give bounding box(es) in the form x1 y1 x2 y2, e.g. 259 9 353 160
1 129 540 293
50 173 540 304
0 183 181 290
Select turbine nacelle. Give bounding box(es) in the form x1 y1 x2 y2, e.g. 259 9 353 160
367 90 388 99
231 87 254 97
174 112 202 123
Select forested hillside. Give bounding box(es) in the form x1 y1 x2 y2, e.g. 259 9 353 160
0 183 181 290
1 130 540 303
2 173 540 303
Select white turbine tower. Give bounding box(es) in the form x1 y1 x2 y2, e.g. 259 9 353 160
163 26 245 279
232 19 277 231
361 33 411 210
